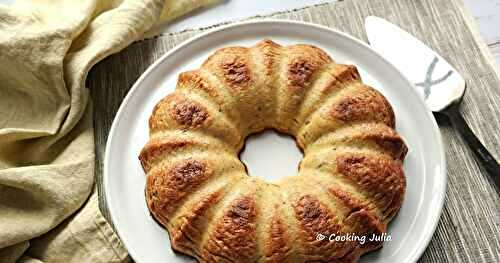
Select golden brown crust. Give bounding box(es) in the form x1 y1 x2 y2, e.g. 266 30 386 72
336 154 406 221
146 159 212 224
139 138 195 172
292 195 356 262
140 39 407 263
344 209 385 250
222 56 251 88
285 44 331 91
148 91 244 148
254 39 282 77
364 131 408 161
170 190 224 255
201 197 258 262
275 44 333 133
264 211 293 262
321 64 361 95
287 59 323 91
329 188 371 216
349 130 408 161
149 93 212 131
329 188 385 250
203 47 254 90
330 86 395 128
171 100 209 127
317 124 408 161
178 70 220 99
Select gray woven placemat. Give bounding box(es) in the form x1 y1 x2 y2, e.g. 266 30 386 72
88 0 500 262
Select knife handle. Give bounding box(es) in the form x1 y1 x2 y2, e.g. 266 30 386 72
444 103 500 191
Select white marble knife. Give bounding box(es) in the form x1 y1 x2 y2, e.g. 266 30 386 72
365 16 500 190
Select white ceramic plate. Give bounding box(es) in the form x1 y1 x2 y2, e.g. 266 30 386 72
104 20 446 263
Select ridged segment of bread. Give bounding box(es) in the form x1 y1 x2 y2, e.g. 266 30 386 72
140 39 407 263
145 153 244 225
198 178 266 262
175 69 242 131
139 130 236 173
277 176 384 263
167 171 246 256
257 185 295 262
305 122 408 161
297 84 396 148
300 146 406 222
247 40 283 132
294 64 362 144
273 44 332 134
201 45 276 136
148 92 242 148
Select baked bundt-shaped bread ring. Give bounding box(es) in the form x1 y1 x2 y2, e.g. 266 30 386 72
139 39 407 263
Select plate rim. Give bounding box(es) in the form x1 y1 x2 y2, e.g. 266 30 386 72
103 19 447 262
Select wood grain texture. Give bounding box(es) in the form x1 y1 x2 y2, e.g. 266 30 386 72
87 0 500 262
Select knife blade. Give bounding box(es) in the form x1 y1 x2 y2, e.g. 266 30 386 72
365 16 500 191
365 16 465 112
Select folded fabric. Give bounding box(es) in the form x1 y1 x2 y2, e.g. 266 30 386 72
0 0 216 262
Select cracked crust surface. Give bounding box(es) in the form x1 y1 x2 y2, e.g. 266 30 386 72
140 39 407 263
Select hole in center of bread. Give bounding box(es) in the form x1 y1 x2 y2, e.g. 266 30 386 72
240 130 303 183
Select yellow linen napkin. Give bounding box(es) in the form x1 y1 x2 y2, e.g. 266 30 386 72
0 0 216 262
